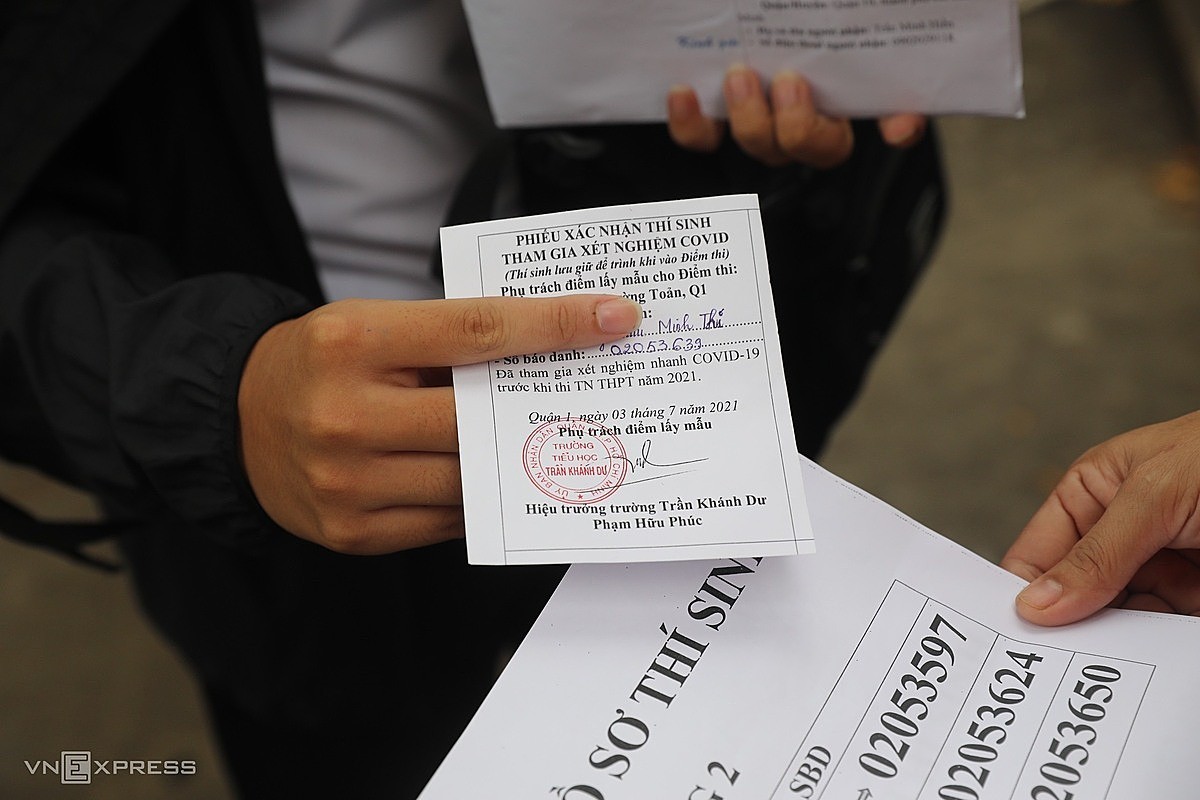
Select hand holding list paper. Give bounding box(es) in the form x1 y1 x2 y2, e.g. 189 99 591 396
441 195 813 565
418 458 1200 799
462 0 1024 126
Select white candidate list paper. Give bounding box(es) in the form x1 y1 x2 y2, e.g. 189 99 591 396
462 0 1024 126
419 458 1200 799
441 195 812 565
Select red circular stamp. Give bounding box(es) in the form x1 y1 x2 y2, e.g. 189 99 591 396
523 418 627 504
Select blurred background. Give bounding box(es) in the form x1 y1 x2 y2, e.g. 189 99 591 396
2 0 1198 796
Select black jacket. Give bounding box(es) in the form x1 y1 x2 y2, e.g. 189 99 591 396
0 0 320 553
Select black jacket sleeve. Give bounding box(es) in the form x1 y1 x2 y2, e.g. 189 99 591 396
0 0 323 551
0 206 315 548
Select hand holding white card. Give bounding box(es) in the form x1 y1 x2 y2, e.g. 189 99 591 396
441 195 813 565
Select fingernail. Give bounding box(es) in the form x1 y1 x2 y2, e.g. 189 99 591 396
772 71 802 109
1018 576 1063 611
596 298 641 334
726 64 754 103
881 116 919 146
667 85 691 117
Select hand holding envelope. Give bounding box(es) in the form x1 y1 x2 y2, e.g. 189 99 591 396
668 66 926 169
462 0 1024 127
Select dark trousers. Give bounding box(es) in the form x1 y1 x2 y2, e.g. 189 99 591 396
122 529 564 799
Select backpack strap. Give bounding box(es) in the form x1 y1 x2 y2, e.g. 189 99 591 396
0 493 120 571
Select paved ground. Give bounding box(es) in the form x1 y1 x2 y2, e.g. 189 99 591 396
1 1 1197 797
823 0 1200 562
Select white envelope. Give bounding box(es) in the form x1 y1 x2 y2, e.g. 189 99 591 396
463 0 1025 126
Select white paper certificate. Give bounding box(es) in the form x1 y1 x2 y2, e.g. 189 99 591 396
442 195 813 565
418 458 1200 799
462 0 1025 126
